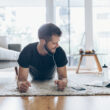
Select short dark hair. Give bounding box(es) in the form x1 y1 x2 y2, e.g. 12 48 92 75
38 23 62 42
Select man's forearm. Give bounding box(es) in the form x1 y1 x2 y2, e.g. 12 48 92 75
18 74 27 81
62 77 68 81
17 70 29 89
57 66 67 81
17 66 29 83
58 72 67 80
17 66 31 92
17 75 27 87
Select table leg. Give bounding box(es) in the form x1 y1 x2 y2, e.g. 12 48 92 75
76 55 83 73
94 55 102 72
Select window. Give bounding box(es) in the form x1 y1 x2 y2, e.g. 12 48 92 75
93 0 110 66
0 7 46 48
56 0 85 66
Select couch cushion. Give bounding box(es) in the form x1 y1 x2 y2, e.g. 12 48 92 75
0 47 20 60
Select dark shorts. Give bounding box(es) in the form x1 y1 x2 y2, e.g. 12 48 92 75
29 65 56 80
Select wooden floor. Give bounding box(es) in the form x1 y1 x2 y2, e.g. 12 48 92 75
0 96 110 110
0 68 110 110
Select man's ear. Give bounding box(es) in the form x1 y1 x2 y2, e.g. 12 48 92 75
40 39 46 46
39 39 48 55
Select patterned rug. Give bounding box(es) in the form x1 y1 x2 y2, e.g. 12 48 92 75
0 72 110 96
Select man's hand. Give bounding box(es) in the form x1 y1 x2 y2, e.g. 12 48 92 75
17 80 31 93
54 79 68 91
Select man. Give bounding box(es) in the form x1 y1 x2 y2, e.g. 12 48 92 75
17 23 68 92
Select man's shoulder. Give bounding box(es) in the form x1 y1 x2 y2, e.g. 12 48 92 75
25 42 38 48
54 46 68 67
56 46 65 53
55 46 66 56
22 42 38 51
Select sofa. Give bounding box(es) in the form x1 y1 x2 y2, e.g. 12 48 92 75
0 36 20 61
0 36 21 70
0 44 20 61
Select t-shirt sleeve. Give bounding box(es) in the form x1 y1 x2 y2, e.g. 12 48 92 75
17 44 31 68
54 47 68 67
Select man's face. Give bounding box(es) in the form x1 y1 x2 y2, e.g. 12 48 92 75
46 35 60 53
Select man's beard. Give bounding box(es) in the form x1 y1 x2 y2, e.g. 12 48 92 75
44 44 55 55
51 48 56 53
